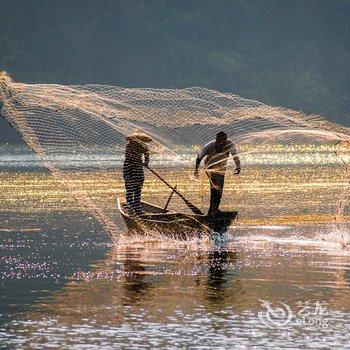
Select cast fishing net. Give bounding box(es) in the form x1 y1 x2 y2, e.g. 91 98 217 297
0 72 349 245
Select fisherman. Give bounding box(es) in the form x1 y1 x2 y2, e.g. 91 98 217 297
194 131 241 215
123 133 152 214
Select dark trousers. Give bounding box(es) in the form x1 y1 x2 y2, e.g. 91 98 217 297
124 171 144 213
207 171 225 215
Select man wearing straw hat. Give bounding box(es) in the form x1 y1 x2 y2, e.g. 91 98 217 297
123 133 153 214
194 131 241 215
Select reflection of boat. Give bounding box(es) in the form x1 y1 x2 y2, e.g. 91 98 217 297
117 197 238 239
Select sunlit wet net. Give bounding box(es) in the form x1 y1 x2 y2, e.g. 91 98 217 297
1 72 349 245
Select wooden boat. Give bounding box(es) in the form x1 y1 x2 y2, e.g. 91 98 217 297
117 197 238 239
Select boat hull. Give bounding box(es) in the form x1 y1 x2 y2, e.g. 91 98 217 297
117 198 237 239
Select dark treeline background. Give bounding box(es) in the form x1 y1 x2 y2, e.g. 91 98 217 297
0 0 349 143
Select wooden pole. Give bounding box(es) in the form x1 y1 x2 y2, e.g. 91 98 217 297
144 164 203 215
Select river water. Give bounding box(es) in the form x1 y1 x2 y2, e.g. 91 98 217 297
0 146 350 349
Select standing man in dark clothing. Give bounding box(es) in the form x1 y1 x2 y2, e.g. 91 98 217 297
123 134 152 214
194 131 241 215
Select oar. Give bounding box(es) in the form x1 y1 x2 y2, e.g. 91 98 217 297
143 164 203 215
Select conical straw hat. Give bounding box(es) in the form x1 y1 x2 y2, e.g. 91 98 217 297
127 133 153 142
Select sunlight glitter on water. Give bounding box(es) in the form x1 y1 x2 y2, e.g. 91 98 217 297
1 233 350 349
0 149 350 348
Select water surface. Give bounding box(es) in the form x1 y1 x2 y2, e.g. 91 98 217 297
0 148 350 349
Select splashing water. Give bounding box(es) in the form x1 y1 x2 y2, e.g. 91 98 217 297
0 72 349 247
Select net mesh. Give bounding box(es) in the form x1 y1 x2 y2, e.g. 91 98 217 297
1 72 349 245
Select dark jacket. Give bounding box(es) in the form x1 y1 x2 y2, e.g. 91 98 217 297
123 138 150 180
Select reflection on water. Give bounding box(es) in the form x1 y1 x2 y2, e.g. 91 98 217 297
1 232 350 349
206 250 237 304
0 154 350 348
